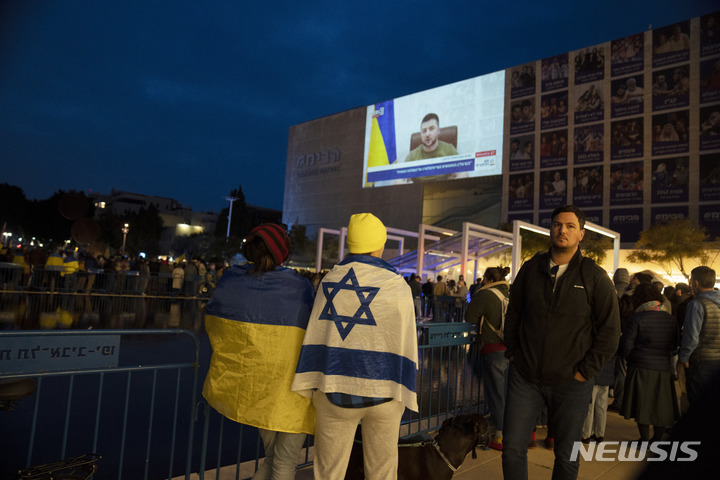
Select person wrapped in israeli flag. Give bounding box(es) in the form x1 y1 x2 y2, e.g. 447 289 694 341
292 213 418 480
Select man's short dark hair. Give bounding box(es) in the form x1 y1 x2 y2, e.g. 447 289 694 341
691 266 716 289
551 205 586 230
422 113 439 126
675 282 691 295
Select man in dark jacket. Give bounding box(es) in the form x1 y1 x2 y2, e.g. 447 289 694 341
502 205 620 480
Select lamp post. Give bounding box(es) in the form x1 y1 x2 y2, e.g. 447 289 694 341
121 223 130 255
224 197 237 241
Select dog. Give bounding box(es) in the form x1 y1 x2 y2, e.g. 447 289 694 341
344 413 494 480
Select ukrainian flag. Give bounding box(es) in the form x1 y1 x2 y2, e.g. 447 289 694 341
202 263 316 434
367 100 397 168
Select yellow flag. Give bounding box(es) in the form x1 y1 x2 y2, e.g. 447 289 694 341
367 116 389 167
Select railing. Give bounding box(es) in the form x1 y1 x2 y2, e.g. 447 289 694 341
0 329 200 480
195 322 484 478
0 324 484 479
0 266 209 331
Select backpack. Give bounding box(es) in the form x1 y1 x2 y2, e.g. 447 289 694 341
480 288 509 342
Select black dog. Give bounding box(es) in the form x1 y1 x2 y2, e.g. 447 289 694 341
344 414 494 480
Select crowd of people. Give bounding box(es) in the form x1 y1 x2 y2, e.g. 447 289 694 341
8 204 716 479
0 246 224 296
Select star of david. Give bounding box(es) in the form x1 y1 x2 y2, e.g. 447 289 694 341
319 268 380 340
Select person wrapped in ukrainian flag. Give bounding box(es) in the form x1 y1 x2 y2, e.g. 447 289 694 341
202 223 315 479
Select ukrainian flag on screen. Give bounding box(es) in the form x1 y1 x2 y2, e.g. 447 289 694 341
367 100 397 167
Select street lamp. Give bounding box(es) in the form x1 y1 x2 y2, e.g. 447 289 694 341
121 223 130 255
224 197 237 241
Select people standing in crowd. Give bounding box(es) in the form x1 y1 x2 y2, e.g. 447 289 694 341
679 266 720 408
292 213 418 480
171 261 184 294
674 282 694 327
409 273 422 320
455 278 468 301
421 276 433 317
433 275 448 296
203 223 315 480
610 271 653 412
619 282 679 442
582 356 615 443
465 266 511 451
502 205 620 480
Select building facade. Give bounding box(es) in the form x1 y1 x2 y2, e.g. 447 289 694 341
283 11 720 249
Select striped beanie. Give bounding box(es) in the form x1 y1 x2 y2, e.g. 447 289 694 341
245 223 290 265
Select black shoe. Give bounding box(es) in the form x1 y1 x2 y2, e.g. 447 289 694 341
581 437 591 444
592 435 604 443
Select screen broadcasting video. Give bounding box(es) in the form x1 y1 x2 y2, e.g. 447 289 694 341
362 70 506 187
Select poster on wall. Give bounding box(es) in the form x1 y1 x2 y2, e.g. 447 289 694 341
507 211 534 225
611 33 644 77
700 57 720 104
539 169 567 209
610 208 644 243
609 161 643 205
611 118 643 160
510 63 537 99
574 45 605 84
540 91 568 130
541 53 569 92
652 21 690 68
651 157 689 203
652 205 689 225
509 135 535 172
510 98 536 135
700 153 720 201
574 81 605 124
700 13 720 58
651 110 689 156
573 165 603 207
508 172 535 211
583 209 603 226
700 204 720 240
699 105 720 151
362 70 505 186
651 66 690 111
610 75 644 118
574 124 604 164
539 130 568 169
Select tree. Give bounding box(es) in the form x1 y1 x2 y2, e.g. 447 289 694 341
496 222 550 264
581 230 611 265
626 219 717 280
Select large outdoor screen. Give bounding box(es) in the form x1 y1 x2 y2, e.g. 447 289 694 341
362 70 505 187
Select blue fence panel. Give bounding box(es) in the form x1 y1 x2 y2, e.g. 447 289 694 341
0 329 200 480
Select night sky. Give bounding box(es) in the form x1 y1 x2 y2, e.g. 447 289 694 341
1 1 715 213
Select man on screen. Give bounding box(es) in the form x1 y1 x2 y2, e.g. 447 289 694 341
404 113 464 182
405 113 459 162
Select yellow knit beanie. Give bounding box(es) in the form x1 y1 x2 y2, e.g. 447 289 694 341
347 213 387 254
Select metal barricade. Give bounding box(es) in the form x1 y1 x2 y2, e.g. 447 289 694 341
193 322 483 478
0 329 200 480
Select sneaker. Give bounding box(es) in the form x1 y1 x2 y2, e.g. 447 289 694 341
488 439 503 451
593 436 604 443
544 437 554 450
581 437 592 444
528 431 537 448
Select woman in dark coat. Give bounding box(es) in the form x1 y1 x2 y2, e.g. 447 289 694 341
620 282 679 442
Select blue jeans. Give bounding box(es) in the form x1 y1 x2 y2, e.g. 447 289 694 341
686 360 720 408
481 350 509 432
502 364 593 480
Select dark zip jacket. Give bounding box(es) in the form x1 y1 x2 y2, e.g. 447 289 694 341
504 249 620 383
